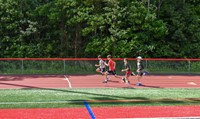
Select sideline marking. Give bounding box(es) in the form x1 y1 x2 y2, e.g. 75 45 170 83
187 82 197 85
64 75 72 88
0 100 85 105
84 101 96 119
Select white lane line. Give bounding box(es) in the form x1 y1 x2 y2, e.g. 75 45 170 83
168 76 173 79
0 100 83 105
187 82 197 85
64 75 72 88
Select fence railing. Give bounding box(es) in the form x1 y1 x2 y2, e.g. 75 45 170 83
0 58 200 75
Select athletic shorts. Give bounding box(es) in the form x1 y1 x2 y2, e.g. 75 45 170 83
137 71 143 76
100 68 106 73
107 70 116 75
126 71 131 76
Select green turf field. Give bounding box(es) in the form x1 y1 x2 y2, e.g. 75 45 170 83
0 88 200 108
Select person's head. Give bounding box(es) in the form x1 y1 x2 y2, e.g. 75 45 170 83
98 55 101 60
107 54 111 60
123 58 128 64
137 56 143 62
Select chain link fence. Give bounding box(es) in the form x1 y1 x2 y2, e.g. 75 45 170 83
0 58 200 75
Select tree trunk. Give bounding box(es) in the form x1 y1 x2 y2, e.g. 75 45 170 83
157 0 162 18
60 19 68 57
74 24 81 58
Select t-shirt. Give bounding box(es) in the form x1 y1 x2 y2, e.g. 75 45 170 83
108 59 115 71
125 63 131 72
137 61 144 71
99 59 105 68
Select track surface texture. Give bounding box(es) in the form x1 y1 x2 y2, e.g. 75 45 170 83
0 75 200 119
0 75 199 89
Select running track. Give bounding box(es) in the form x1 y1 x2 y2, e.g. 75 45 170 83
0 75 200 119
0 105 200 119
0 75 199 89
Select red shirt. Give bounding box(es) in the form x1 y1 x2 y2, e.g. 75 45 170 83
108 59 115 71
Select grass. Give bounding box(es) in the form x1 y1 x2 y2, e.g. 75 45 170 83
0 88 200 108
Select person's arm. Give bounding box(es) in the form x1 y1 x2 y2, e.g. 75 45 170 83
113 61 116 69
104 61 109 66
121 68 128 72
95 64 100 67
95 60 101 67
121 64 130 72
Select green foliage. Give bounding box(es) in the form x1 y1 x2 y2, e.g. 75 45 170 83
84 1 167 58
0 0 199 58
159 0 200 58
0 0 22 57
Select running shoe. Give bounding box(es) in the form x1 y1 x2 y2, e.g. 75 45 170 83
131 72 135 76
136 82 142 86
103 79 108 83
122 78 126 83
107 77 110 81
143 71 149 75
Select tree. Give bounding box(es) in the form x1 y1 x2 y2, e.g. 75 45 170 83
35 0 94 57
84 0 167 58
0 0 51 57
0 0 23 57
159 0 200 58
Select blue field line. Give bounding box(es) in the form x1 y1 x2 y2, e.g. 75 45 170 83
84 101 96 119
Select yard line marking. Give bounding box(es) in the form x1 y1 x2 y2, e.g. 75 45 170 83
64 75 72 88
84 101 96 119
187 82 197 85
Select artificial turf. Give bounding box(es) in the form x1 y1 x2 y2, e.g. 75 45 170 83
0 88 200 108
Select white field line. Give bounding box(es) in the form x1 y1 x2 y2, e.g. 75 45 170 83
168 76 173 79
187 82 197 85
0 100 83 105
64 75 72 88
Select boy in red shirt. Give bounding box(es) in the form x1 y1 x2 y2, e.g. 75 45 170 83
103 55 121 83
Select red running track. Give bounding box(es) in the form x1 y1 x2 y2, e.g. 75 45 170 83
0 105 200 119
0 75 199 89
0 75 200 119
92 105 200 118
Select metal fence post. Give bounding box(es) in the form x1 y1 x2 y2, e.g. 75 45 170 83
188 60 191 75
145 59 148 71
21 60 24 74
64 60 66 74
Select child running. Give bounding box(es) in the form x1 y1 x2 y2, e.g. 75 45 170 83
103 54 121 83
136 56 144 86
95 55 106 75
121 58 131 84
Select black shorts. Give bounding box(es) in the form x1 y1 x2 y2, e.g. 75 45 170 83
100 68 106 73
137 71 143 76
107 70 116 75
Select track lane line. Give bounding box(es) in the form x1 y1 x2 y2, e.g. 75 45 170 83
64 75 72 88
187 82 197 85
